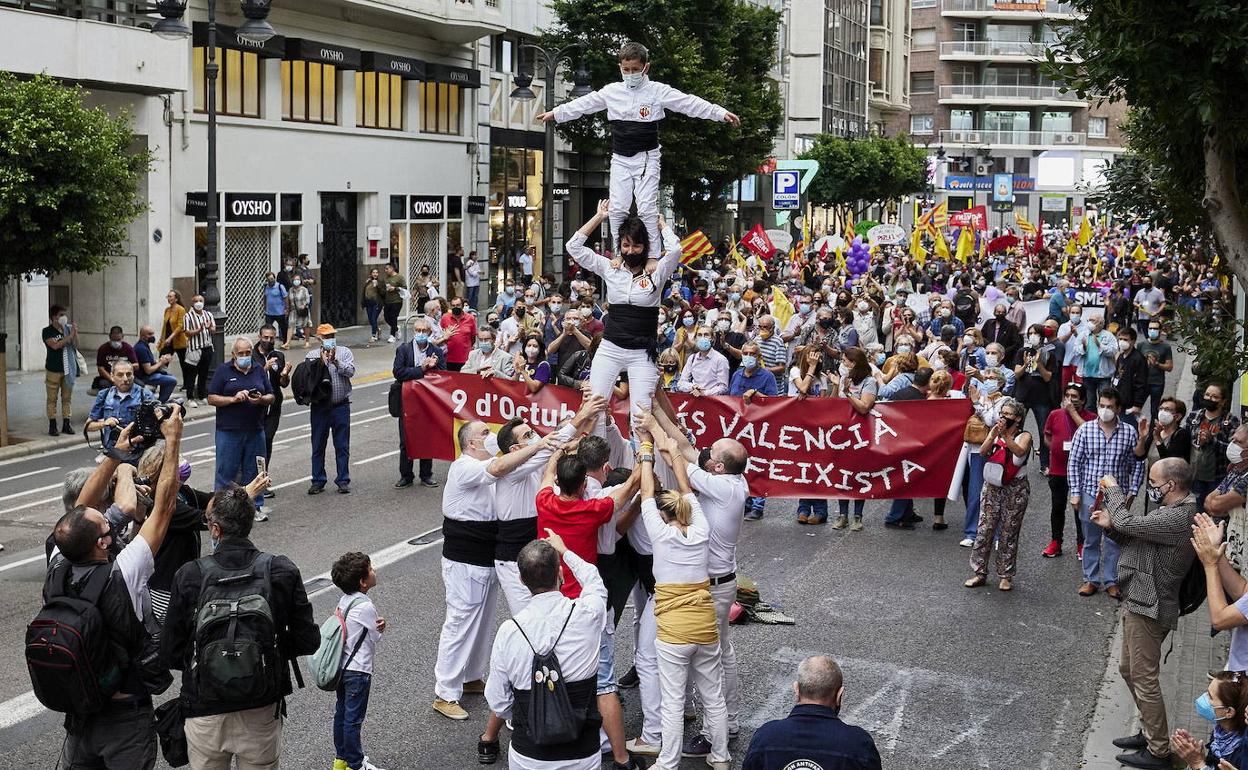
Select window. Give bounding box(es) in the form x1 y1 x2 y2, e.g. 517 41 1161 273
950 64 976 85
281 60 338 124
910 114 934 135
911 0 936 7
420 82 462 134
193 47 261 117
355 72 403 130
984 110 1030 132
986 23 1033 42
950 109 974 131
1088 116 1108 138
983 65 1032 86
909 71 935 94
912 28 936 50
492 36 514 73
1041 111 1073 132
869 0 882 25
953 22 978 42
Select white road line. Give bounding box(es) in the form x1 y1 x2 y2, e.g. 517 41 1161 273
0 553 47 574
0 482 67 503
0 522 442 730
0 466 60 483
0 495 61 519
353 450 398 466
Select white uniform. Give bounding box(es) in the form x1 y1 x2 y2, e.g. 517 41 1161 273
434 454 501 702
553 77 728 250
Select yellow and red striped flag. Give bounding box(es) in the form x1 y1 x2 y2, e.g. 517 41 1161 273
929 200 948 230
680 230 714 265
844 210 856 242
1015 211 1037 236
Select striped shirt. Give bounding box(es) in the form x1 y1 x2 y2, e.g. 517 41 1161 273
756 334 790 395
305 346 355 404
183 309 214 351
1068 418 1145 500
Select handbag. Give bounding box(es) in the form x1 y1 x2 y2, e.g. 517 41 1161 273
388 380 403 418
185 347 202 366
963 414 989 444
74 350 88 376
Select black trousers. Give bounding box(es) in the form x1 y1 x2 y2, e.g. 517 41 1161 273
1048 474 1084 545
62 700 156 770
397 416 432 482
383 303 402 336
264 403 282 463
183 347 214 400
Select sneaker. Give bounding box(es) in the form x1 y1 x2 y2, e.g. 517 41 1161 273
334 760 348 770
849 519 864 532
618 665 639 688
1077 543 1084 560
357 758 387 770
682 733 711 757
743 509 763 521
958 538 974 547
831 515 849 529
186 399 198 408
625 737 660 756
1042 540 1062 558
263 489 275 499
337 484 351 494
462 679 486 694
387 335 396 343
433 698 469 720
308 483 325 495
254 509 269 522
478 737 500 765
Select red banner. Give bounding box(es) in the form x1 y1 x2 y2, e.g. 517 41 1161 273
402 372 971 499
741 224 776 258
949 204 988 231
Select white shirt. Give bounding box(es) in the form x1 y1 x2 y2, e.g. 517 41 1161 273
642 494 711 584
519 251 534 276
442 455 500 522
465 258 481 287
688 466 748 576
495 425 574 523
565 226 682 308
552 77 727 137
417 316 446 345
338 592 381 675
498 317 523 354
485 551 607 768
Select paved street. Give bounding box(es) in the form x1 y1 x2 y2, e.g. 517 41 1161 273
0 354 1128 769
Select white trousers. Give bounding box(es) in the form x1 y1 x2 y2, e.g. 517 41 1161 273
434 557 498 701
589 339 659 415
707 580 740 731
494 559 531 616
655 638 729 770
635 594 663 745
609 149 662 251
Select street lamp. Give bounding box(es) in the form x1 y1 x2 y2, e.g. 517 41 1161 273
509 44 590 281
150 0 276 360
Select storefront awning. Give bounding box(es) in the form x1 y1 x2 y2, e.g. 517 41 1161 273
360 51 425 80
192 22 285 58
284 38 362 70
423 62 481 88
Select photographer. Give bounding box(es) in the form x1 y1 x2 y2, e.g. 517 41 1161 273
206 338 274 520
1013 323 1059 471
86 360 159 452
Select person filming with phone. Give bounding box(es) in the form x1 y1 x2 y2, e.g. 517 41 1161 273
206 337 274 521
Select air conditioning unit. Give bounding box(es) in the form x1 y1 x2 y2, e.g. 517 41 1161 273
966 131 982 143
1058 132 1080 144
949 131 966 142
976 162 992 175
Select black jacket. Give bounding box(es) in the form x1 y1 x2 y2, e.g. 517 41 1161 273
742 704 882 770
393 340 446 382
1113 348 1150 410
46 560 148 698
980 317 1022 361
161 539 319 717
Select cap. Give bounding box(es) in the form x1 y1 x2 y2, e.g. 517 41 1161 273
316 323 336 337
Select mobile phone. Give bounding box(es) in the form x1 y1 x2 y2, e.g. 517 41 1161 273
256 456 267 476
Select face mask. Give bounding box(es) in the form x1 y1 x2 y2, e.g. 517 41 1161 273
516 308 527 318
979 379 999 395
857 302 869 313
267 278 276 285
482 432 500 455
760 329 773 339
525 345 540 358
1028 334 1042 346
1147 481 1170 504
1006 296 1016 305
622 70 646 89
1118 339 1132 351
178 459 193 483
548 303 562 314
941 309 952 318
696 337 712 352
986 354 1000 367
817 318 834 330
109 340 123 350
211 533 221 553
235 355 252 369
729 293 741 303
194 301 205 311
1228 442 1246 465
839 364 851 378
682 317 695 327
1152 409 1174 428
322 338 337 350
1070 312 1082 321
488 318 500 329
257 339 273 352
1098 406 1116 423
477 341 494 353
742 354 758 370
875 353 886 366
799 303 811 314
962 335 974 347
58 315 69 326
716 320 730 332
414 333 429 345
662 364 678 373
1196 693 1220 723
505 287 515 296
698 447 715 472
145 335 157 344
931 357 947 371
1148 329 1159 340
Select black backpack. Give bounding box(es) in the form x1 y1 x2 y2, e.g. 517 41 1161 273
26 563 118 714
291 358 332 406
953 289 978 324
514 605 585 746
1178 556 1208 617
191 553 282 707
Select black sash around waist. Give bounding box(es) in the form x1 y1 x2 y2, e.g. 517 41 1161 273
441 517 498 567
511 677 602 762
603 304 661 357
495 517 538 561
610 120 660 156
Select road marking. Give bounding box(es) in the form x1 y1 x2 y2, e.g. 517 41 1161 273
354 450 398 466
0 495 61 519
0 467 60 483
0 553 46 574
0 692 51 731
0 482 67 503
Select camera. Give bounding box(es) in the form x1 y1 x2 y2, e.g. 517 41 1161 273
133 401 174 445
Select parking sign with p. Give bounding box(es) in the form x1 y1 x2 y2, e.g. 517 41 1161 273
772 170 800 210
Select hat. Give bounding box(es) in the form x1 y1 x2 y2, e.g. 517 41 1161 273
316 323 336 337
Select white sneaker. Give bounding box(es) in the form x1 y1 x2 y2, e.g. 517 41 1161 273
625 737 660 756
186 399 198 408
254 508 269 522
958 538 974 547
358 758 387 770
387 335 396 343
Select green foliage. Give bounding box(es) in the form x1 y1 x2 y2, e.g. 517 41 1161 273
0 73 150 281
797 134 928 213
1171 304 1248 392
542 0 783 228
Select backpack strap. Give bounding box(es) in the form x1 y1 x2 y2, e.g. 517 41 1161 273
340 600 369 673
511 602 576 656
76 563 115 605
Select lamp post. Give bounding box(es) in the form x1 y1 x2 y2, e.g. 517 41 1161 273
510 45 591 281
152 0 276 359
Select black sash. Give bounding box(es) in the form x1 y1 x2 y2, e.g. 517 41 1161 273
495 518 538 561
610 120 659 156
511 677 601 762
603 304 661 358
441 517 498 567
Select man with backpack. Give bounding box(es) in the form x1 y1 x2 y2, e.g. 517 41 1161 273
30 413 184 769
161 484 320 770
1091 457 1197 770
952 276 981 331
478 531 608 769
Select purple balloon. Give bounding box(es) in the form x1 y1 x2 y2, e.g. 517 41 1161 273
852 236 863 248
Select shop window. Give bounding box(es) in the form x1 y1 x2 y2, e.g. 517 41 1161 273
281 60 338 124
355 72 403 130
193 47 262 117
420 82 462 134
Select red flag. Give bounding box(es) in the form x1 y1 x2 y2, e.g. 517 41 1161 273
741 223 776 258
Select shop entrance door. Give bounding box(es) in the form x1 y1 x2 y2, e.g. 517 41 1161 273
319 193 358 329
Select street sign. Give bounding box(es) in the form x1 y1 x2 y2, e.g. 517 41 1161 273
991 201 1014 213
772 170 800 210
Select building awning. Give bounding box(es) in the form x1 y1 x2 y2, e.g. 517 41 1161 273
284 38 362 70
192 22 285 58
424 62 481 88
360 51 425 80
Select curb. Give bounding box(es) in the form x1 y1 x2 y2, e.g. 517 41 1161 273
0 368 395 463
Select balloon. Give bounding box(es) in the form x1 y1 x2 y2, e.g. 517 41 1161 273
852 236 863 249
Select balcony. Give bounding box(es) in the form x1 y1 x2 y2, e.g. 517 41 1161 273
939 40 1046 60
938 84 1085 106
940 129 1087 147
942 0 1076 18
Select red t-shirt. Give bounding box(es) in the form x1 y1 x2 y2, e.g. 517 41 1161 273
1044 407 1095 476
535 486 614 598
440 313 477 365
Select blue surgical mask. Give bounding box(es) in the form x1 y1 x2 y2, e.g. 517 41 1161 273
235 355 252 368
1148 329 1159 340
414 333 429 345
875 353 886 366
477 341 494 353
322 338 336 350
979 379 999 395
799 303 812 314
682 317 695 327
1196 692 1220 722
741 354 758 370
729 292 741 302
210 533 221 553
696 337 712 352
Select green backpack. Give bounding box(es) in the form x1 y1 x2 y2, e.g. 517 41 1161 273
310 598 366 691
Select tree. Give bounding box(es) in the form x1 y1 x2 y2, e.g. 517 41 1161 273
0 73 151 443
1044 1 1248 287
797 134 928 217
542 0 783 228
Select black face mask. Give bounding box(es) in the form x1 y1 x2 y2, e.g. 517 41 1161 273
623 250 647 268
662 364 678 373
698 447 714 472
452 306 464 316
818 318 834 330
516 308 526 318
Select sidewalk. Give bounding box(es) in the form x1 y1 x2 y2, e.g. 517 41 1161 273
1082 350 1228 768
0 325 403 460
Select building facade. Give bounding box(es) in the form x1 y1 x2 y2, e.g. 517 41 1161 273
867 0 911 135
887 0 1125 228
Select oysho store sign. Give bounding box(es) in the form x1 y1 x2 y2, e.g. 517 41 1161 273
224 193 277 223
410 195 445 220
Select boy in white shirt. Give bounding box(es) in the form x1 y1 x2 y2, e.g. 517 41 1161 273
331 552 388 770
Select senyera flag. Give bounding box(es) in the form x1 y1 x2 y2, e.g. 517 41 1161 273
680 230 714 265
402 372 971 499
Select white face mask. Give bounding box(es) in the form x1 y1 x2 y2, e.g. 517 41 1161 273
986 353 1000 367
193 301 205 311
857 301 869 313
1229 442 1246 465
1028 334 1041 346
897 344 912 355
621 70 646 89
482 432 500 456
962 335 974 347
931 357 947 371
1098 406 1116 423
838 364 850 378
1157 409 1175 426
